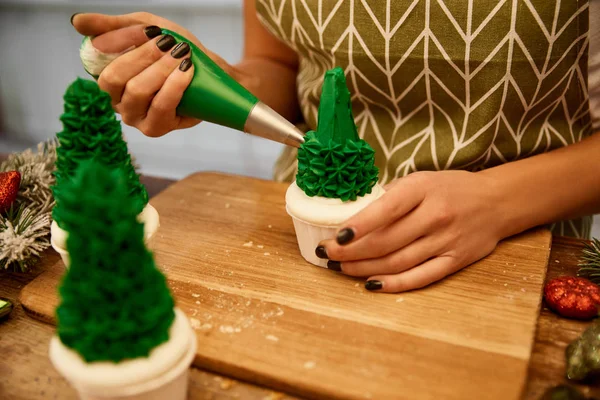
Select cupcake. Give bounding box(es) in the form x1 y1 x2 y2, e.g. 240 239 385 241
286 67 384 267
50 78 159 267
49 160 195 400
50 204 159 268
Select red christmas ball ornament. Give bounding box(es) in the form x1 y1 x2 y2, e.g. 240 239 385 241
0 171 21 214
544 276 600 320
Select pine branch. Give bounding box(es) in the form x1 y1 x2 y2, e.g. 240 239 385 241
0 140 56 272
0 203 51 272
577 237 600 284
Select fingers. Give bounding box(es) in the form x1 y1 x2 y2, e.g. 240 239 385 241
137 58 196 137
332 236 442 278
72 12 162 37
333 176 426 246
365 256 459 293
118 42 191 125
99 34 178 106
91 24 161 54
319 206 435 261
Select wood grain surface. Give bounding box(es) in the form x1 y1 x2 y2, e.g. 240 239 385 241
18 172 553 400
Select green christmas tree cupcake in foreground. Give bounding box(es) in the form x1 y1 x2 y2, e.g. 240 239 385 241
49 160 196 400
50 78 159 266
285 67 385 268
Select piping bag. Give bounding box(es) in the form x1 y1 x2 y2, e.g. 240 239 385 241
79 29 305 148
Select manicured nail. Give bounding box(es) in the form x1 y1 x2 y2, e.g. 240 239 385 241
365 280 383 291
144 25 162 39
156 35 176 52
327 260 342 271
179 58 192 72
70 13 80 26
171 42 190 59
336 228 354 245
315 246 328 259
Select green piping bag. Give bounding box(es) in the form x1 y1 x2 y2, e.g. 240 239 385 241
80 29 305 148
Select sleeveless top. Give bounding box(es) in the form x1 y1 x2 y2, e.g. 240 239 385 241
256 0 593 238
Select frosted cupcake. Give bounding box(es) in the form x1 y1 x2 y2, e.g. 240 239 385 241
286 67 384 268
49 160 195 400
49 78 159 267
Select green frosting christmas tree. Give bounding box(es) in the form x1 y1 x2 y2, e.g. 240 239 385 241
296 67 379 201
54 159 174 363
52 78 148 228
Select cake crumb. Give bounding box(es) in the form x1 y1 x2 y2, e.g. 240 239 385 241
354 283 360 287
190 318 201 329
262 392 284 400
242 241 253 247
192 293 201 298
520 288 526 292
264 252 271 256
555 259 560 263
279 258 283 261
504 283 508 287
303 361 316 369
225 203 231 209
257 245 264 249
268 225 273 229
522 277 527 281
216 377 235 390
396 297 404 303
266 334 279 342
219 325 237 334
196 301 201 305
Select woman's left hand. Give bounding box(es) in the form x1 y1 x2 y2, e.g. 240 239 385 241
317 170 507 293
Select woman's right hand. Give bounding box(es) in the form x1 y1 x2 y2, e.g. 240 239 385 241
72 12 234 137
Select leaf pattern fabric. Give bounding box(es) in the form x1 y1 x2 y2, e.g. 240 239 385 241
257 0 593 238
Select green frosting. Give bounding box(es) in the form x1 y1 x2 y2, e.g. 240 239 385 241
52 78 148 228
55 159 174 363
296 67 378 201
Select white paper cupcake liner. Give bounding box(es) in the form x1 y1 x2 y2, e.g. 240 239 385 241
287 208 337 268
50 309 197 400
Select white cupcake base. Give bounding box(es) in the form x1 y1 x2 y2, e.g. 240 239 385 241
49 308 196 400
287 212 337 268
51 203 160 268
285 182 385 268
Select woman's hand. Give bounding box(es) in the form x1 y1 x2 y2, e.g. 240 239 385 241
71 12 234 137
317 171 506 293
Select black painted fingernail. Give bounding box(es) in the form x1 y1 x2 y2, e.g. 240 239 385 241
156 35 176 52
336 228 354 245
144 25 162 39
171 42 190 59
365 280 383 291
315 246 328 259
70 13 80 26
179 58 192 72
327 260 342 271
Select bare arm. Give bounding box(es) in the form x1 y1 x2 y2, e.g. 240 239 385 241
484 130 600 238
231 0 301 123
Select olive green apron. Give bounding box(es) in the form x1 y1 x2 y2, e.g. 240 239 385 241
256 0 593 238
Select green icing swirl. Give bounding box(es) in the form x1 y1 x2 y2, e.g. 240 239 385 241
52 78 148 227
296 67 378 201
55 159 174 363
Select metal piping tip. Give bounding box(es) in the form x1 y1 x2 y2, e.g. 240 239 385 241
244 102 305 148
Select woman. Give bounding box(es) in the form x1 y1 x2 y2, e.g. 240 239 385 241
71 0 600 293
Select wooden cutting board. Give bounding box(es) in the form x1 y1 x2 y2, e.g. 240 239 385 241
21 172 552 400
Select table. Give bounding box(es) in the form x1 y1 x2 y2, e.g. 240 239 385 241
0 167 598 399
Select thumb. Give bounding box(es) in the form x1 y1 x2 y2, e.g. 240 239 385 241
71 12 162 37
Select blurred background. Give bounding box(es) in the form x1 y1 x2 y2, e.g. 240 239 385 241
0 0 598 237
0 0 284 180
